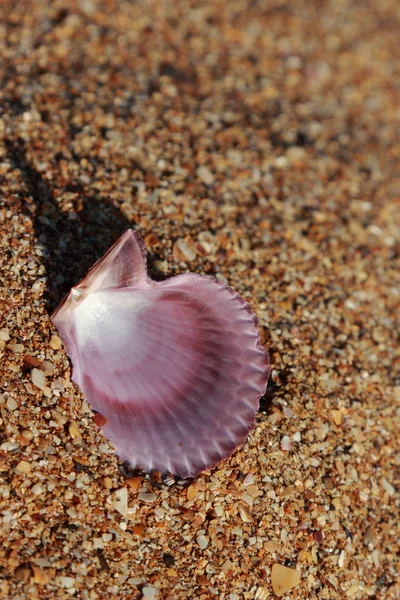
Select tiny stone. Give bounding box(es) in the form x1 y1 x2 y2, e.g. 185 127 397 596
6 397 18 411
113 487 128 516
31 483 44 496
125 476 143 491
331 410 342 425
173 238 197 262
196 534 209 549
271 564 301 596
142 585 157 600
10 343 24 353
103 477 113 489
138 492 157 503
187 485 197 501
24 355 41 368
381 477 395 496
39 360 56 375
14 566 31 582
238 505 252 522
364 527 377 546
242 473 254 486
66 506 77 519
274 156 288 169
31 368 46 390
1 441 19 452
264 540 279 553
281 435 292 451
338 550 346 568
68 420 82 440
60 576 75 588
197 165 215 185
254 587 269 600
0 328 10 341
15 460 32 474
32 565 53 584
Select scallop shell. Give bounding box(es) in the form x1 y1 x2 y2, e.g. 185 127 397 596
52 230 270 478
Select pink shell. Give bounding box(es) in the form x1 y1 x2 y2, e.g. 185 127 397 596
52 230 270 478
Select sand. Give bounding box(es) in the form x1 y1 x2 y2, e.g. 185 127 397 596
0 1 399 598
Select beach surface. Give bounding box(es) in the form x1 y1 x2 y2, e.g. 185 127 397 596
0 1 399 598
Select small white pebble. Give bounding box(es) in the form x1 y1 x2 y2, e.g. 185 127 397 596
31 483 44 496
197 165 214 185
196 534 209 549
138 492 157 503
281 435 292 451
0 329 10 341
242 473 254 486
254 586 269 600
1 441 19 452
381 477 395 496
282 406 294 418
6 397 18 411
31 368 46 390
274 155 288 169
292 431 301 442
113 487 128 516
338 550 346 568
142 585 157 600
59 576 75 588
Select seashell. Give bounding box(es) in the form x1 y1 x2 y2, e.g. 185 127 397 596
51 230 270 478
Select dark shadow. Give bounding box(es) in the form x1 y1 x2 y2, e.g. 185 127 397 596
258 377 278 413
5 137 132 314
258 346 293 414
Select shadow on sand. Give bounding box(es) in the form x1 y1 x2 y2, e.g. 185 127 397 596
5 137 132 314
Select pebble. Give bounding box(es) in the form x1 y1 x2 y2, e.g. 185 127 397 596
113 487 128 516
197 165 215 185
381 477 395 496
254 587 269 600
59 576 75 588
31 368 45 390
15 460 32 474
0 441 19 452
31 483 44 496
6 397 18 411
24 355 41 368
186 485 197 501
138 492 157 503
32 565 53 584
0 329 10 341
68 420 82 440
242 473 254 486
196 534 209 549
271 564 301 596
49 335 62 349
173 238 197 263
142 585 157 600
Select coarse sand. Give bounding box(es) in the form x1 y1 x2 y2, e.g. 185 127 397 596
0 1 399 599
